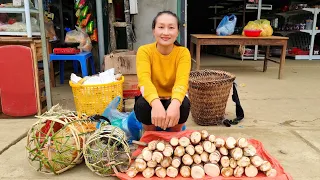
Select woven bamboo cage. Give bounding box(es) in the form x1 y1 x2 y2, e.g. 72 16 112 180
26 105 96 174
83 125 131 177
188 70 236 126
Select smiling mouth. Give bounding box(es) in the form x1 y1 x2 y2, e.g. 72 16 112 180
161 37 171 41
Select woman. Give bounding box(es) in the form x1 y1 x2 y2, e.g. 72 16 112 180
134 11 191 132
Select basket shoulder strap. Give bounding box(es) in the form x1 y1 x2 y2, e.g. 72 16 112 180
232 82 244 121
222 82 244 127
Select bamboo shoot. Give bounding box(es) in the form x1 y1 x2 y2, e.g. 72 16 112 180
221 167 234 177
152 151 164 163
250 155 264 167
230 147 243 160
243 144 257 157
209 150 221 163
148 140 157 151
174 146 185 157
229 158 237 168
260 161 272 172
220 156 230 168
172 156 181 168
237 156 251 167
203 141 216 153
193 154 202 164
156 141 165 152
167 166 179 178
182 154 193 166
237 137 248 148
234 166 244 177
191 164 205 179
265 168 277 177
195 144 204 154
225 137 237 149
208 134 216 143
245 164 258 177
142 167 155 178
200 152 209 163
161 156 172 168
204 163 220 177
170 137 179 147
190 131 201 145
147 160 157 168
219 146 229 156
180 166 191 178
215 138 225 148
201 130 209 140
155 167 167 178
179 137 191 147
135 158 147 172
186 145 195 156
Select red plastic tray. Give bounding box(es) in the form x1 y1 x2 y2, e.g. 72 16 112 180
53 48 80 55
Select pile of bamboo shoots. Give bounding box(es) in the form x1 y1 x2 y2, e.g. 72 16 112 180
126 130 277 178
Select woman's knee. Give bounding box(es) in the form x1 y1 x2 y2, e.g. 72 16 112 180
134 96 152 125
178 96 191 124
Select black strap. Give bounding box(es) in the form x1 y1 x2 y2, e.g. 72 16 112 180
222 82 244 127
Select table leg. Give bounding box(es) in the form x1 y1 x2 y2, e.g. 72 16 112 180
263 46 270 72
190 40 194 61
279 43 287 79
196 43 201 70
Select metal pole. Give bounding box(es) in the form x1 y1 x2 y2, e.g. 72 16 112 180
96 0 105 70
124 0 133 50
309 8 318 60
254 0 262 60
24 0 32 37
38 0 52 109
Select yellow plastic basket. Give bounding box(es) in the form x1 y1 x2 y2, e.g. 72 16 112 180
69 76 124 116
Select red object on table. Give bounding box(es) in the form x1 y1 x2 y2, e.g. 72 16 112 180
0 45 38 116
244 29 262 37
53 48 80 55
116 130 293 180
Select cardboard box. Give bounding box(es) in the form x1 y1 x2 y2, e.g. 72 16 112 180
123 75 141 98
104 50 137 75
124 75 138 90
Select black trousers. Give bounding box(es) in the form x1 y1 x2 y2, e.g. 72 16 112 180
134 95 190 125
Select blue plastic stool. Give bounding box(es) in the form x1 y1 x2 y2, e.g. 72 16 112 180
49 52 96 84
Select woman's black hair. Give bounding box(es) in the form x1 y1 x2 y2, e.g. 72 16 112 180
152 10 182 46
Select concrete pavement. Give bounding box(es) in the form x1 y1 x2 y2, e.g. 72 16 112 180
1 56 320 180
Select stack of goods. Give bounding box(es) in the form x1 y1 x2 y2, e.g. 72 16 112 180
126 130 277 178
74 0 97 42
242 19 273 37
26 105 96 174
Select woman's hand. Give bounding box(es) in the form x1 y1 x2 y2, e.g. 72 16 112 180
151 99 166 129
165 99 181 129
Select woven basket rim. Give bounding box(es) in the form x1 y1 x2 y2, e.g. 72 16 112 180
189 70 236 84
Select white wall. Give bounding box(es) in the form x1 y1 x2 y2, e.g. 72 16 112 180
133 0 177 50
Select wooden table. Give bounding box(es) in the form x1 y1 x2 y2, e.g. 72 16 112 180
190 34 289 79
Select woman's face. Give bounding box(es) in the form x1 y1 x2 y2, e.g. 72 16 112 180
153 13 179 47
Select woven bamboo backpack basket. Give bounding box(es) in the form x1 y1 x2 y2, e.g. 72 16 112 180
188 70 236 126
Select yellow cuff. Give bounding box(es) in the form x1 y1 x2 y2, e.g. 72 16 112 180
145 94 159 105
171 93 184 104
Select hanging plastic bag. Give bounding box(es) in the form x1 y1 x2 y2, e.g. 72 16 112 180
216 14 237 36
65 26 92 52
101 96 143 141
